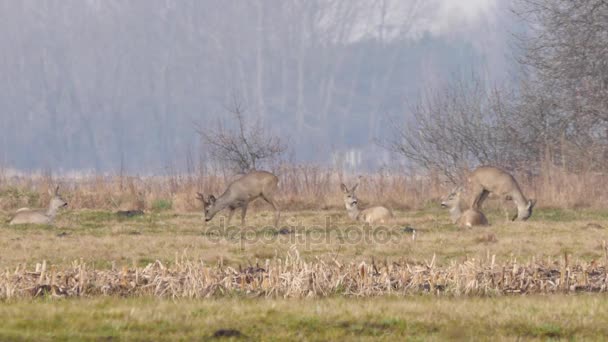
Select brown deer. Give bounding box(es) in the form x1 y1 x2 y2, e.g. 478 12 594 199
196 170 280 226
9 186 68 225
469 166 536 221
340 181 393 225
441 187 489 228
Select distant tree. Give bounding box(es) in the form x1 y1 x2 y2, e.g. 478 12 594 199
196 96 288 173
381 74 526 182
384 0 608 179
514 0 608 171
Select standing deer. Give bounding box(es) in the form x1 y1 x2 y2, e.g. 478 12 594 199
9 186 68 225
340 181 393 225
441 187 489 228
196 170 280 227
469 166 536 221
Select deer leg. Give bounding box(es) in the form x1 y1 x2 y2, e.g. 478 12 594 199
240 204 248 226
261 195 280 227
226 208 235 226
470 184 487 209
477 190 490 208
502 197 513 222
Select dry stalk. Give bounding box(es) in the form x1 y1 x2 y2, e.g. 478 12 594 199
1 252 607 299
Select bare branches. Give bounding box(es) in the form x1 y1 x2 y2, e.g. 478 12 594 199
382 74 525 183
515 0 608 118
384 1 608 179
196 97 288 173
514 0 608 170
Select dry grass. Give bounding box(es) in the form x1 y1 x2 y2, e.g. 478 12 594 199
1 207 608 271
2 163 608 213
1 207 608 300
1 167 608 339
2 248 608 300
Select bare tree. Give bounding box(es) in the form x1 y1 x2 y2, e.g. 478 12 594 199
382 74 526 182
384 1 608 180
513 0 608 171
197 97 288 173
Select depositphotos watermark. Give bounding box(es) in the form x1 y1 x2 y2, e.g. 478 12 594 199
201 216 416 247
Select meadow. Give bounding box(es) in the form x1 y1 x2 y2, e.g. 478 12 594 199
3 296 608 340
1 207 607 272
1 167 608 340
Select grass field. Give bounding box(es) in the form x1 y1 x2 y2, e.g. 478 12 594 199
2 296 608 340
1 206 607 268
2 205 608 340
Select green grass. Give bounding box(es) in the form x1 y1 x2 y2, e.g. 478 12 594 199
532 208 583 222
1 207 608 270
1 295 608 340
151 199 173 211
2 207 608 340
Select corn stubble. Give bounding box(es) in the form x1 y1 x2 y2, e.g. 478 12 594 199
2 250 607 299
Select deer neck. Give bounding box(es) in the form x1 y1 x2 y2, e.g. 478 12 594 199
214 190 238 211
46 207 58 221
346 206 361 221
449 203 463 224
510 189 529 216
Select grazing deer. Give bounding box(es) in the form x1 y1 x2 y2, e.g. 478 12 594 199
340 182 393 225
9 186 68 225
441 187 489 228
196 170 280 227
469 166 536 221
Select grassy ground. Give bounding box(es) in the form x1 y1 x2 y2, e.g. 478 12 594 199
1 295 608 341
2 206 608 340
0 206 607 269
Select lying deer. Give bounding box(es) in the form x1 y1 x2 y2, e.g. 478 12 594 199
469 166 536 221
441 187 488 228
196 170 280 227
9 186 68 225
340 181 393 225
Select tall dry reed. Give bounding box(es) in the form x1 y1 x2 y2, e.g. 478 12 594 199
0 163 606 212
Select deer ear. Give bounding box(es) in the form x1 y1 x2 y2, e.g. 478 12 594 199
351 183 358 192
55 186 60 195
195 192 205 201
340 183 348 193
208 195 216 204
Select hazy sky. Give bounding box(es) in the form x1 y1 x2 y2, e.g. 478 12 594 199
431 0 498 33
0 0 513 172
337 0 501 42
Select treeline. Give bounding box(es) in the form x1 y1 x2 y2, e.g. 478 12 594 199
0 0 504 172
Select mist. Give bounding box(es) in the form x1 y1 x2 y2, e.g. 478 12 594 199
0 0 511 174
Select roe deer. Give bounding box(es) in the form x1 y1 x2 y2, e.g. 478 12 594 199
340 182 393 225
9 186 68 225
441 187 489 228
196 170 280 227
469 166 536 221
